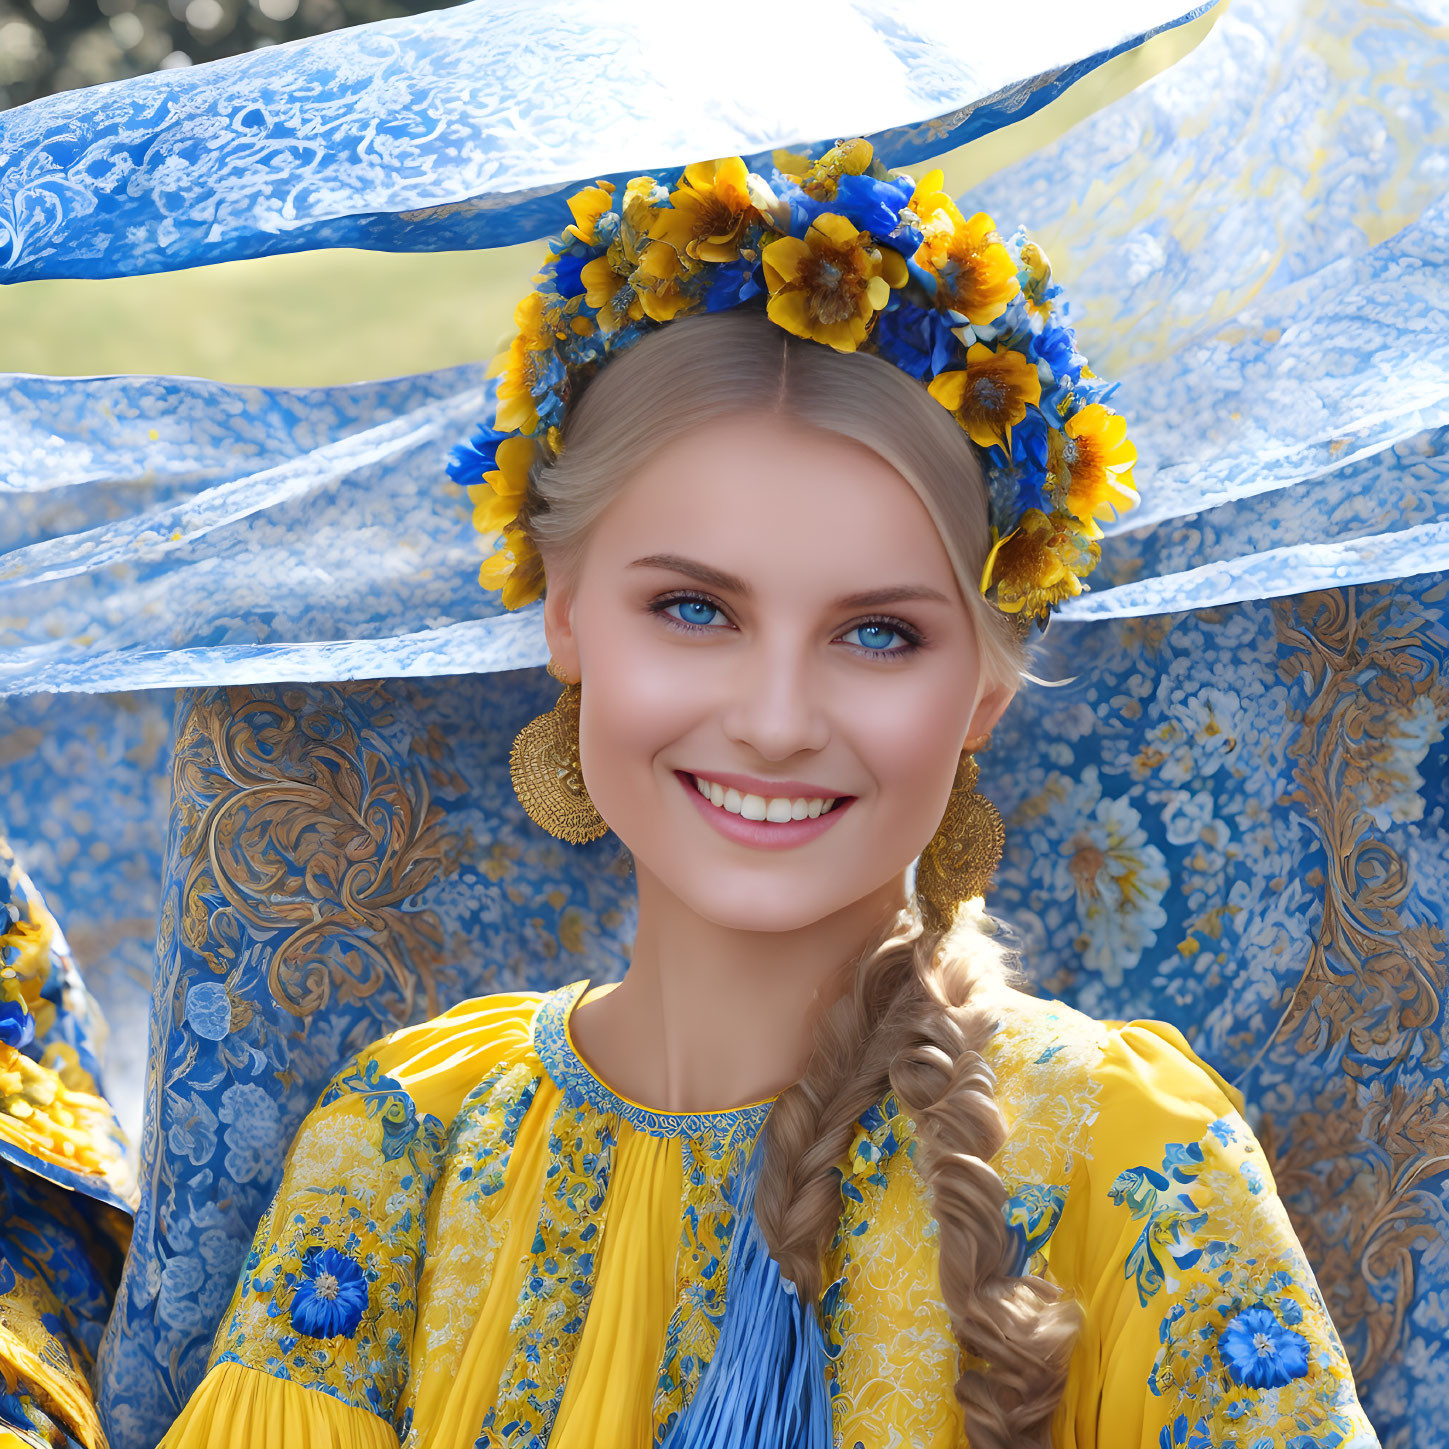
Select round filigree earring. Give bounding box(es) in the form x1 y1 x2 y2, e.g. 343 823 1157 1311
509 658 610 844
914 734 1006 933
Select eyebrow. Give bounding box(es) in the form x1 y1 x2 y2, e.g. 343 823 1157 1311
627 553 953 609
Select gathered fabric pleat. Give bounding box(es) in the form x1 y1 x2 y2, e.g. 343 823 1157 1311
158 1360 400 1449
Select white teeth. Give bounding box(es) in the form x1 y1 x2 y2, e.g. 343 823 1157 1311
691 774 839 821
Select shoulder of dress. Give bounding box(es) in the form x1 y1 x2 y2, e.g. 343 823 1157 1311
981 987 1114 1194
338 985 558 1130
986 986 1113 1081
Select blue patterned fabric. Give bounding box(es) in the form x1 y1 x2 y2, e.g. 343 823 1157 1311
0 0 1444 1446
0 1 1217 281
2 0 1445 694
0 691 174 1147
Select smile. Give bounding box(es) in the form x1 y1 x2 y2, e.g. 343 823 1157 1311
674 771 855 851
688 772 843 821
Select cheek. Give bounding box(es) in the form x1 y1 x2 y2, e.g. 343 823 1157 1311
575 635 698 779
861 711 961 830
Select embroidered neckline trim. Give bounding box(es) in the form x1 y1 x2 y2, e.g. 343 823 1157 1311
531 978 778 1141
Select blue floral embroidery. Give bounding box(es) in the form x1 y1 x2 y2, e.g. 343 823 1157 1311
478 1087 617 1448
1003 1183 1068 1276
1218 1306 1310 1389
1206 1116 1239 1147
1109 1142 1209 1305
318 1056 429 1163
289 1246 369 1339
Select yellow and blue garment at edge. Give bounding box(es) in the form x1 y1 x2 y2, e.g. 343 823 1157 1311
0 836 135 1449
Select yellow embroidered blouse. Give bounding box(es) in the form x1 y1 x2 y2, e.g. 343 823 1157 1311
158 978 1380 1449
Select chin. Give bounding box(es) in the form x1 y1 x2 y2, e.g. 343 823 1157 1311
673 876 856 933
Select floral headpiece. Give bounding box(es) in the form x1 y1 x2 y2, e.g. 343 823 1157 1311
447 138 1138 627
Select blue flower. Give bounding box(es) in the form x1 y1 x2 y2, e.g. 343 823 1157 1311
705 257 763 312
769 167 916 246
1218 1305 1310 1388
871 302 960 379
445 424 508 489
833 172 918 245
0 999 34 1050
1006 412 1052 513
551 251 589 300
289 1247 368 1339
1029 321 1081 376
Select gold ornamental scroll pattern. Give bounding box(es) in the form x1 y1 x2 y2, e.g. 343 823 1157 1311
1262 582 1449 1381
170 684 455 1027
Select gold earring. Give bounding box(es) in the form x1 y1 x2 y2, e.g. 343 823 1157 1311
914 734 1006 933
509 658 610 844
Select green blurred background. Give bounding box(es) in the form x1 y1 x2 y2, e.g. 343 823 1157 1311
0 243 547 385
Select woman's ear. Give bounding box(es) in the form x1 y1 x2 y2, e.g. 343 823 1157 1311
540 548 581 680
966 679 1018 746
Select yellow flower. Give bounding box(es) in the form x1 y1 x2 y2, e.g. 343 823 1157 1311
485 291 556 433
907 167 950 219
479 521 546 610
762 213 906 352
910 173 1019 326
650 157 769 263
980 510 1101 617
1019 239 1055 321
632 239 699 323
579 252 637 332
1047 404 1139 538
577 177 668 334
563 180 616 245
466 435 536 535
796 137 875 200
927 343 1043 449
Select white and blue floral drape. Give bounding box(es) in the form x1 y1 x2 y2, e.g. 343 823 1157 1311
0 0 1446 1446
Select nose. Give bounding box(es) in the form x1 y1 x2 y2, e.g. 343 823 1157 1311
719 635 831 762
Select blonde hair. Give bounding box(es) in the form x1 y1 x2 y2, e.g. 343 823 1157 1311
515 308 1081 1446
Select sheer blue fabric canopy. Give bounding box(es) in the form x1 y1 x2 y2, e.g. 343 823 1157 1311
3 0 1446 696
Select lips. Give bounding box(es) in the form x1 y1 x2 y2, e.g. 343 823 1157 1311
675 770 855 851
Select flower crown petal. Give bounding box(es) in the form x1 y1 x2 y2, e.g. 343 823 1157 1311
451 139 1137 631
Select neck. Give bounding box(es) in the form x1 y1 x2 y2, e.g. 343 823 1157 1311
568 863 911 1115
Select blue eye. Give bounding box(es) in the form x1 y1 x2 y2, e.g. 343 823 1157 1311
664 597 723 627
844 622 903 652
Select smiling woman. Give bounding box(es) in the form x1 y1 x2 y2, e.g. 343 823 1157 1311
157 198 1379 1449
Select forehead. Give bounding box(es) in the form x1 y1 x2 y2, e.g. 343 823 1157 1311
599 411 959 587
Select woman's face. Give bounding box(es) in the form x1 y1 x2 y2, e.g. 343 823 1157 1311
542 408 1016 934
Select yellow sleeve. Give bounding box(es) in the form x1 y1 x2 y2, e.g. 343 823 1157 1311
158 1361 397 1449
1050 1020 1381 1449
157 990 541 1447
